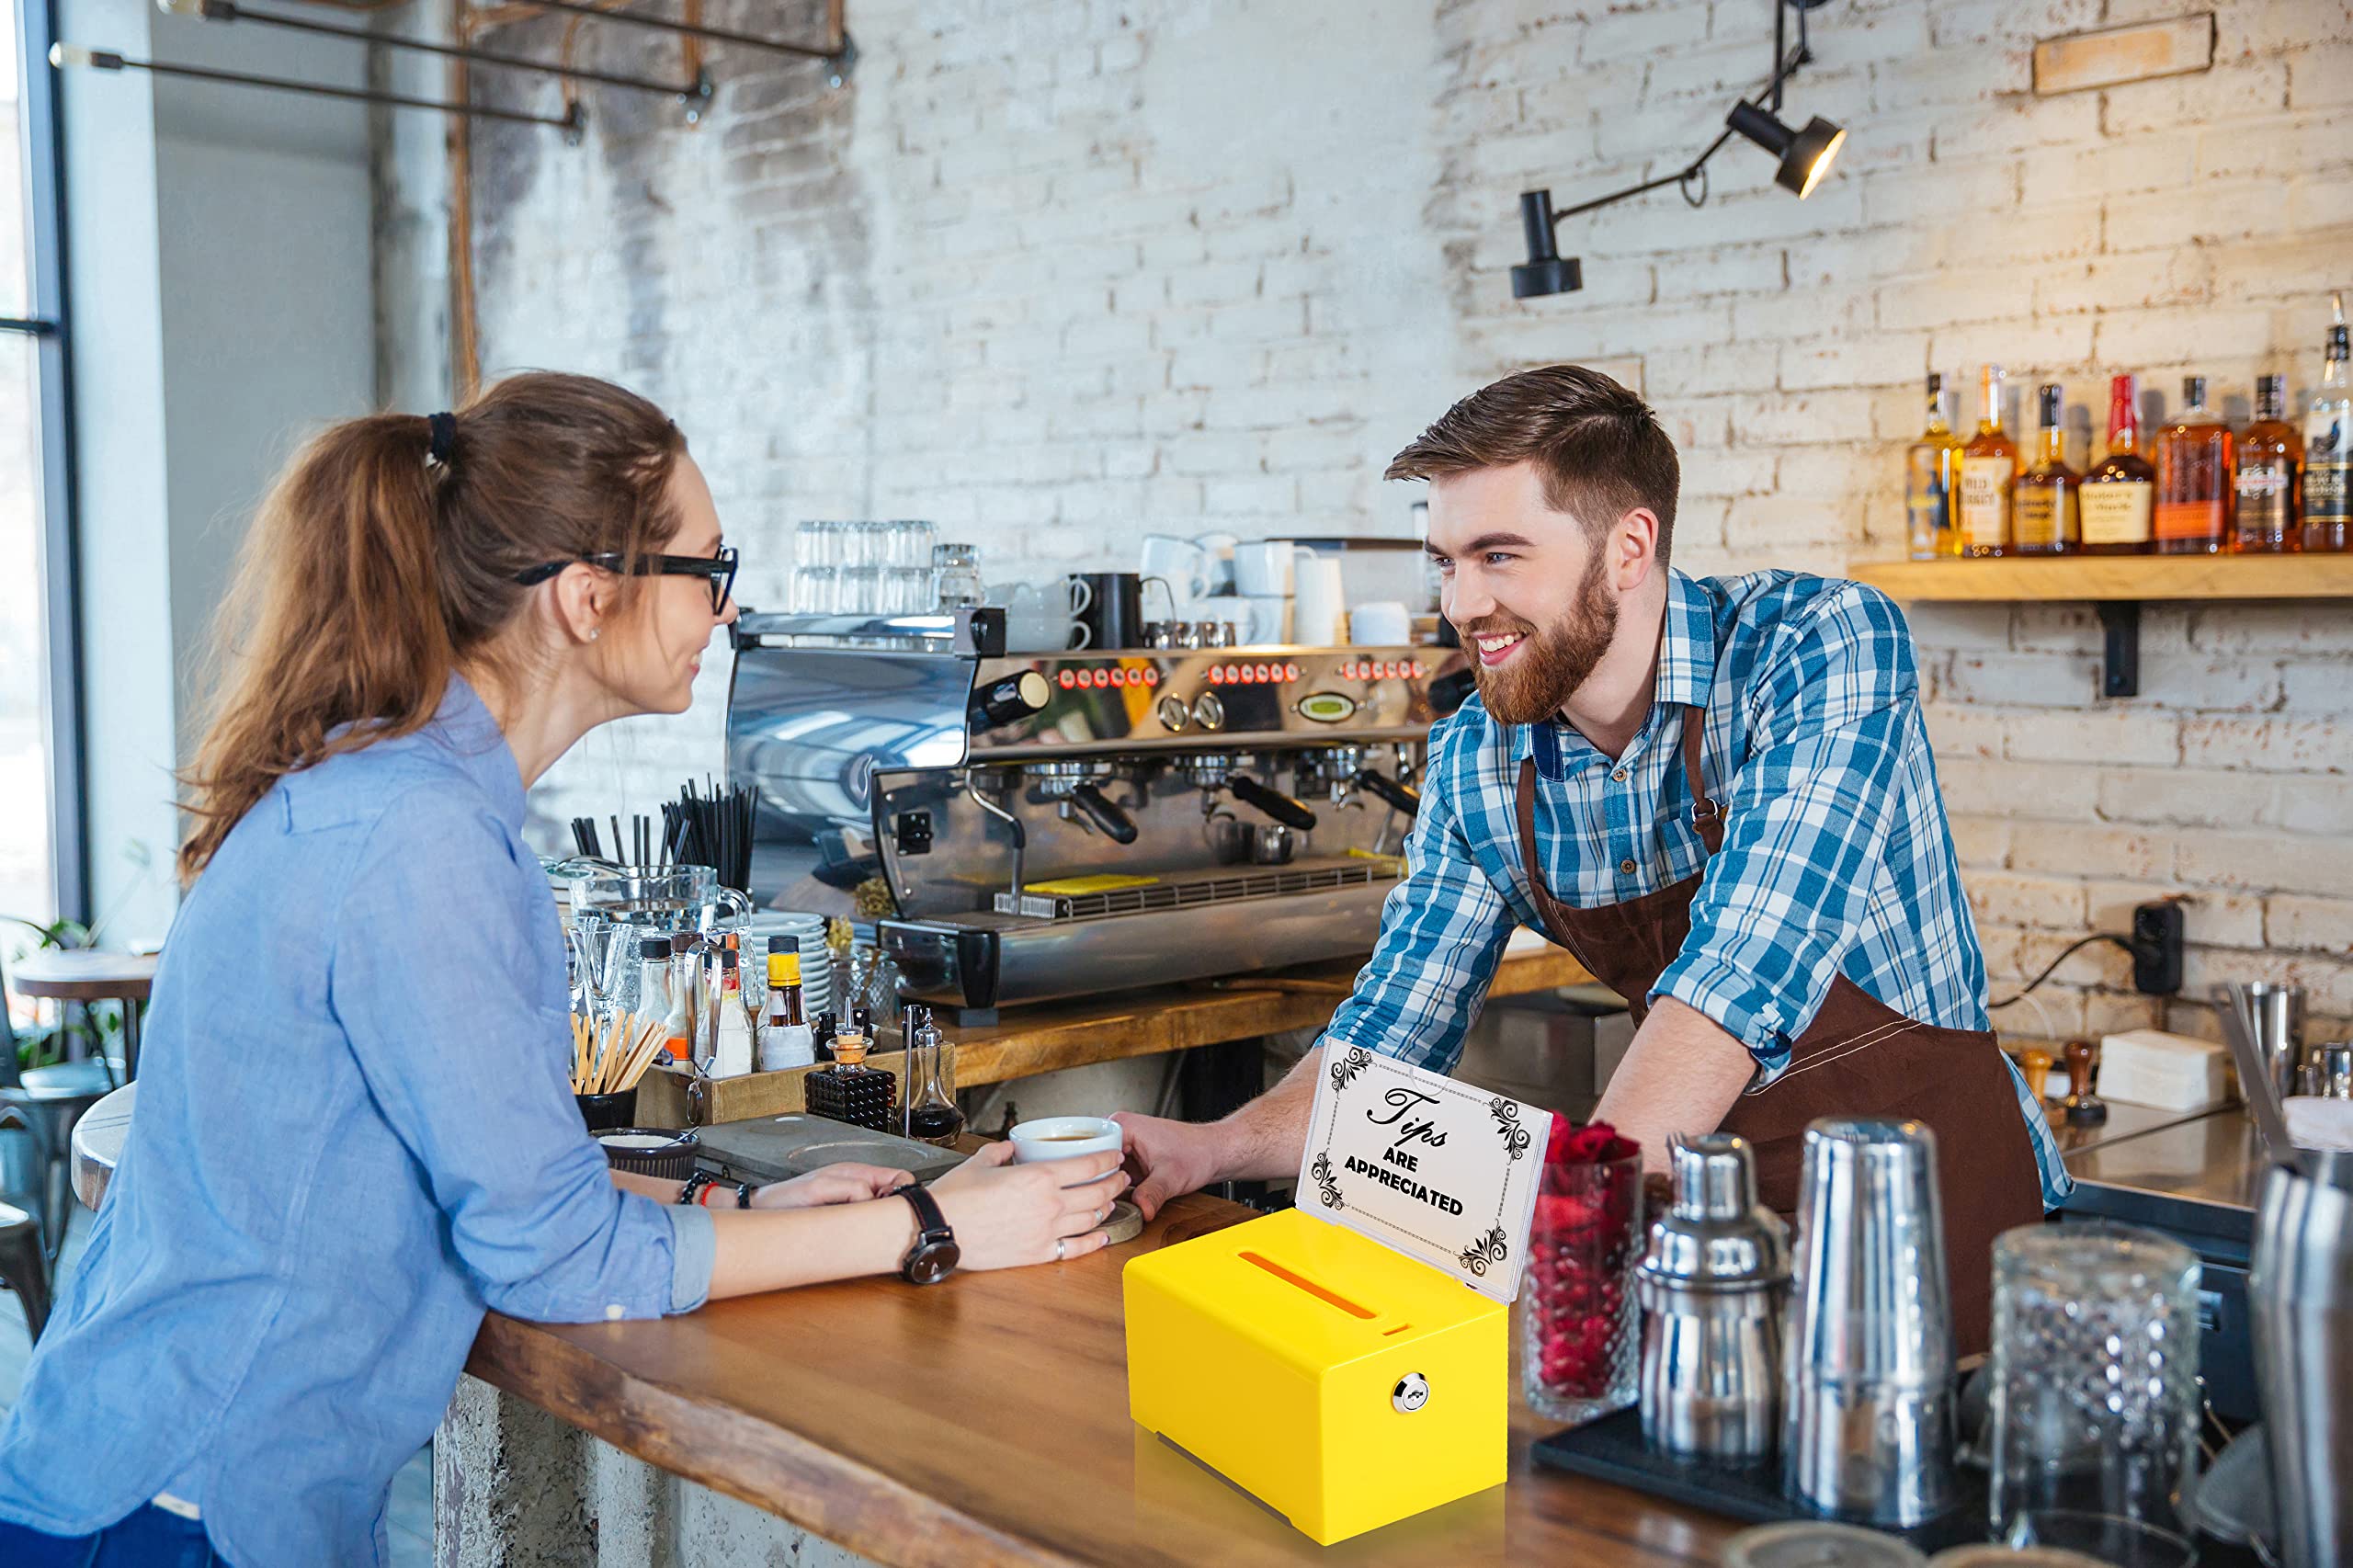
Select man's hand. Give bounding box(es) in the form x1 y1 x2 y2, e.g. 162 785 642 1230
1109 1113 1228 1220
748 1162 909 1210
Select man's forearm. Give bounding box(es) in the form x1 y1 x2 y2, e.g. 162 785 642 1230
1208 1043 1327 1183
1590 995 1756 1175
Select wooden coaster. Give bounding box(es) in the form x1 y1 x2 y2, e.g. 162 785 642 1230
1102 1199 1144 1245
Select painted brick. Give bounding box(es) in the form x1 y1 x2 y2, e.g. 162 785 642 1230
2268 894 2353 956
1938 756 2102 818
2010 821 2174 881
2179 716 2353 773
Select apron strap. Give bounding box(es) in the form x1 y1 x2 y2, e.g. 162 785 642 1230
1681 703 1724 856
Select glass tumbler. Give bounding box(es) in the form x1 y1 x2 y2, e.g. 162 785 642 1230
1986 1221 2200 1555
1520 1147 1643 1426
932 542 984 608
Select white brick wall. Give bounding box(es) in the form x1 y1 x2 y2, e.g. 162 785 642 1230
410 0 2353 1042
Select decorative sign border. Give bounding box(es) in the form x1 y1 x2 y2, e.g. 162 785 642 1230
1295 1047 1552 1303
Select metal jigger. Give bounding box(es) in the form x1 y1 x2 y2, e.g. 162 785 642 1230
1781 1118 1959 1528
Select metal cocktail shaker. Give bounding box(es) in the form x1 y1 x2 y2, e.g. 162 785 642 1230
2249 1149 2353 1568
1781 1118 1959 1528
1637 1132 1790 1461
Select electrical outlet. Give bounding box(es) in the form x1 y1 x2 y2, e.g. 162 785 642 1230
2132 902 2185 994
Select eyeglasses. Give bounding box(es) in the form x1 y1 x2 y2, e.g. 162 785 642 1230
514 545 738 614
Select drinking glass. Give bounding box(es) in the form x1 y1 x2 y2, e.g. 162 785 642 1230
884 567 934 615
837 564 883 615
569 912 624 1020
887 519 936 568
1986 1221 2200 1555
1521 1147 1643 1425
932 542 983 608
840 520 883 568
794 519 840 571
791 563 838 614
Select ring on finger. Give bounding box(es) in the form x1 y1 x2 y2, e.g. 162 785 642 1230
1054 1236 1066 1262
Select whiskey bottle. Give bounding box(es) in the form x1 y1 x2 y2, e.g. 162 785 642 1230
1904 373 1964 560
2234 373 2302 553
2305 293 2351 552
804 1032 898 1131
2081 374 2155 555
1959 365 2016 558
2154 375 2233 554
2012 383 2079 555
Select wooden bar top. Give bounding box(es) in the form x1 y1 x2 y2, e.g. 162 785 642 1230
465 1188 1735 1568
642 941 1597 1126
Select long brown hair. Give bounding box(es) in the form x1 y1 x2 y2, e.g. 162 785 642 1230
178 371 686 882
1386 364 1682 567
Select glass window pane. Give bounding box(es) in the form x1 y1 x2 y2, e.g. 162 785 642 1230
0 0 24 319
0 333 53 925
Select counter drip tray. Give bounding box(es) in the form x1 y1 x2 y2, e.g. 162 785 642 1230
993 855 1401 921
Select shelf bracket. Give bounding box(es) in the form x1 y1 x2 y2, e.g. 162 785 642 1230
2096 601 2140 699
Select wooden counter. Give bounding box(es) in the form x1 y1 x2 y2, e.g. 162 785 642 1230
642 943 1597 1126
463 1187 1733 1568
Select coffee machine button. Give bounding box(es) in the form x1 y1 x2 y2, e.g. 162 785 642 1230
1156 695 1189 733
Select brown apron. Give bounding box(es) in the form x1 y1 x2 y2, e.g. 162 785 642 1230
1510 701 2045 1357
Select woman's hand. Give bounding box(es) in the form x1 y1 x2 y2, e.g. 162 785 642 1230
748 1163 908 1210
926 1141 1127 1270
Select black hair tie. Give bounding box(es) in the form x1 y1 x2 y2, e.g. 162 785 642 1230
426 411 457 467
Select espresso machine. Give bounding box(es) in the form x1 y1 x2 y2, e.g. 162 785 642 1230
726 608 1461 1015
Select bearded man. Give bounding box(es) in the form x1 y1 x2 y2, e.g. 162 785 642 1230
1115 364 2065 1355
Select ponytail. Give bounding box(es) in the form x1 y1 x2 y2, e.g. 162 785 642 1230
179 373 684 882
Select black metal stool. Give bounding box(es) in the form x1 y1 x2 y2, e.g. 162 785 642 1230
0 1199 49 1341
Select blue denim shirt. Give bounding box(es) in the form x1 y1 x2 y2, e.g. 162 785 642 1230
0 677 714 1567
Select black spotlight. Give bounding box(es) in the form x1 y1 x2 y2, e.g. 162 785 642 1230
1510 190 1583 300
1725 100 1847 199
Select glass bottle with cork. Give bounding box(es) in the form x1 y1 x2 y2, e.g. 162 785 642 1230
2304 293 2350 552
1904 373 1965 560
2082 373 2156 554
805 1028 898 1131
1959 364 2016 558
2235 373 2302 553
2154 375 2234 554
2011 382 2079 555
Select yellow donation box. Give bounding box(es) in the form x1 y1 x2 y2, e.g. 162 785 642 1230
1123 1205 1507 1546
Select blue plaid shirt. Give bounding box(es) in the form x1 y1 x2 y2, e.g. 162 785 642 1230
1325 569 2070 1209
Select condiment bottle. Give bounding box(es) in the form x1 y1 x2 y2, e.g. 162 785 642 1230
904 1006 965 1146
712 946 753 1078
805 1031 897 1131
759 950 813 1073
659 937 694 1062
635 934 675 1046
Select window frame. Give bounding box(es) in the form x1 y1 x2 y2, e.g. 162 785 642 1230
4 0 86 924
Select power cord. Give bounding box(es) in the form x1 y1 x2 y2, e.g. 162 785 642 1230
1986 932 2140 1013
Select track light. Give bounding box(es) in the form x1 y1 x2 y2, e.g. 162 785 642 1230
1725 100 1846 199
1506 0 1849 301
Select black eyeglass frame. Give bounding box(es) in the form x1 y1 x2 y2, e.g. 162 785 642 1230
514 546 738 613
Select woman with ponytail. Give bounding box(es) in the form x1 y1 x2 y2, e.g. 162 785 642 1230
0 374 1120 1567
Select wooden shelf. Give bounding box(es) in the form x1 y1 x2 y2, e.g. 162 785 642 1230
1848 554 2353 602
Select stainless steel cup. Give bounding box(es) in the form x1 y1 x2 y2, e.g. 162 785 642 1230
1638 1132 1789 1461
2250 1149 2353 1568
2305 1043 2353 1101
2244 982 2309 1102
1782 1117 1959 1528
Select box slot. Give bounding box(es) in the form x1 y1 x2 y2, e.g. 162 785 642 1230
1237 1250 1378 1320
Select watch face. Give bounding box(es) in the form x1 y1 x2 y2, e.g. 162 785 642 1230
909 1240 961 1286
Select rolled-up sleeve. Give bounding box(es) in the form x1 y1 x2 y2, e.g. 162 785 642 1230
1654 585 1916 1071
332 789 710 1322
1322 719 1513 1074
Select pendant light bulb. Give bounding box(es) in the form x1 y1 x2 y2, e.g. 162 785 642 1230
1725 99 1846 199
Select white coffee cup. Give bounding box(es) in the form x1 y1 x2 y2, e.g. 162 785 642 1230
1195 530 1240 595
1008 1115 1123 1163
1233 540 1297 597
1349 600 1412 645
1291 551 1346 647
1236 595 1291 644
1141 536 1211 604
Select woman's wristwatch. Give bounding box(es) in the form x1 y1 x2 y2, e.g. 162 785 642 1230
894 1183 960 1285
676 1172 751 1209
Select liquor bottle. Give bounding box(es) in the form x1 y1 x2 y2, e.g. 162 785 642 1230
2235 373 2302 553
1959 365 2015 558
904 1006 966 1146
1904 374 1964 560
2305 293 2351 552
2154 375 2233 554
2081 373 2156 555
804 1031 898 1131
2012 383 2079 555
758 949 813 1072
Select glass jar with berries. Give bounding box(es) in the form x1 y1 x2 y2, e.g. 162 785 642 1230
1520 1120 1644 1426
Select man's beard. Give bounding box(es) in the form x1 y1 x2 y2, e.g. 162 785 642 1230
1461 554 1620 727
